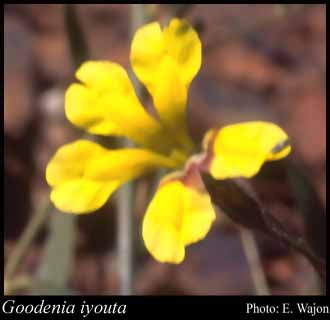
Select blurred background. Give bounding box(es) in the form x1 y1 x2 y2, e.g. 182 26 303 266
4 4 326 295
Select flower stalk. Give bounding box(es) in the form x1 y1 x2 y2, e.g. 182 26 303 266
116 4 148 295
239 228 270 295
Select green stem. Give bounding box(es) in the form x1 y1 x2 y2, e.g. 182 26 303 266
5 200 53 280
117 179 134 295
116 4 148 295
64 4 89 68
239 228 270 295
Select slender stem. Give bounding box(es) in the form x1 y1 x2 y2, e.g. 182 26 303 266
239 228 270 295
117 181 134 295
131 4 147 36
64 4 89 67
5 200 53 280
116 4 147 295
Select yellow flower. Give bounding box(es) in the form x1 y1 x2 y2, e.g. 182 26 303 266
46 18 291 264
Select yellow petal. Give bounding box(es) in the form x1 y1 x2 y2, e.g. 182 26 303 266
130 18 201 91
142 181 185 264
163 18 202 86
152 56 194 153
85 148 177 182
130 19 201 153
181 185 216 246
202 128 216 151
142 179 215 264
75 60 132 93
130 22 165 90
46 140 108 187
50 179 119 214
65 84 121 136
267 139 291 161
208 121 291 179
46 140 117 213
65 61 175 153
